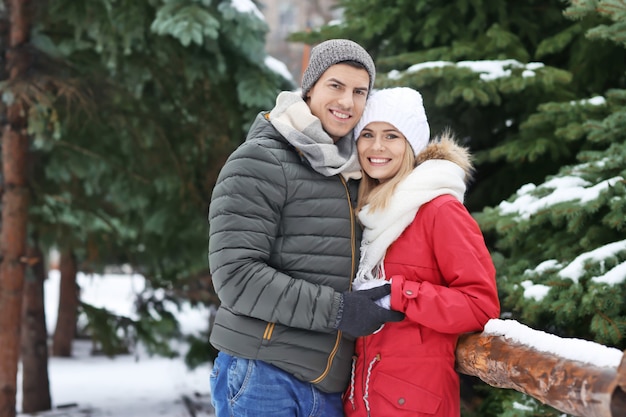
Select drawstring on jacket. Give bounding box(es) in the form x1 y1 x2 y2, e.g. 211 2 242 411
348 353 381 414
347 357 357 410
363 354 380 414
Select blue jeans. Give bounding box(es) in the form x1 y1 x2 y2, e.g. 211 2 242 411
210 352 343 417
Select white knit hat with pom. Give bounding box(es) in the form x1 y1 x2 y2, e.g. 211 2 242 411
354 87 430 155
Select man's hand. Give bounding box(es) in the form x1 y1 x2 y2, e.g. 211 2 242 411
335 285 404 337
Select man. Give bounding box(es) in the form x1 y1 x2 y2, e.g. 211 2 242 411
208 39 404 417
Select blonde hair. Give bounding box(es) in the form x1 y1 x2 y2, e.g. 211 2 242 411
356 142 416 214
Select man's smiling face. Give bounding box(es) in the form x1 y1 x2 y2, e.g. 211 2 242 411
305 63 370 143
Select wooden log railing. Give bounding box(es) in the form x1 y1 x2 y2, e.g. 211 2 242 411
456 319 626 417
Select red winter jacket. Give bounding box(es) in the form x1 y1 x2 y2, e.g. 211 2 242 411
344 194 500 417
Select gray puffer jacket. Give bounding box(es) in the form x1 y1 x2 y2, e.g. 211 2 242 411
208 112 361 393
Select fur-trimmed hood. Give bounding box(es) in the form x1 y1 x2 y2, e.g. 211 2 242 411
415 132 474 185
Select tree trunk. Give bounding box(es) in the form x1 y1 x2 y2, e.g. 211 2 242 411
20 243 51 413
0 1 32 416
52 249 78 357
456 330 626 417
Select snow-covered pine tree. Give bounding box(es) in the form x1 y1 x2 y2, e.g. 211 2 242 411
474 1 626 414
294 1 626 415
292 0 626 214
477 0 626 351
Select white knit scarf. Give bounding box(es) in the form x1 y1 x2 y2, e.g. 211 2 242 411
269 91 361 177
354 159 467 285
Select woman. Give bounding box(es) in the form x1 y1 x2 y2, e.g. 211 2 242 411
344 87 500 417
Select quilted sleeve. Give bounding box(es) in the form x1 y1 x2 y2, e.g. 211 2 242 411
208 141 340 332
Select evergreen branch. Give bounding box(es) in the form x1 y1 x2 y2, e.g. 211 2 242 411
595 309 622 341
40 192 121 237
152 123 205 207
56 140 151 185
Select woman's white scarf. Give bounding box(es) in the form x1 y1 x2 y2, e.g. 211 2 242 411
269 91 361 178
354 159 467 286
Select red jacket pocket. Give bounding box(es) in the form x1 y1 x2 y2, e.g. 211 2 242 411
372 371 441 414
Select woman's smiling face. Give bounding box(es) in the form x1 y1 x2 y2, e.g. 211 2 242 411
357 121 408 183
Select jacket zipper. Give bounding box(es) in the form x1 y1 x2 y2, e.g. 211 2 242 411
309 175 358 385
340 174 358 287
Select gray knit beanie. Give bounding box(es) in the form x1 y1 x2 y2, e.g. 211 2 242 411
301 39 376 99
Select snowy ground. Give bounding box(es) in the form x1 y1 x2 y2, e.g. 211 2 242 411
17 270 215 417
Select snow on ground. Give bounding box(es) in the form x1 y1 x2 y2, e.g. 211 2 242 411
18 271 215 417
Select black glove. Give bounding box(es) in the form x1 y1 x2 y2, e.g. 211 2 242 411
335 284 405 337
